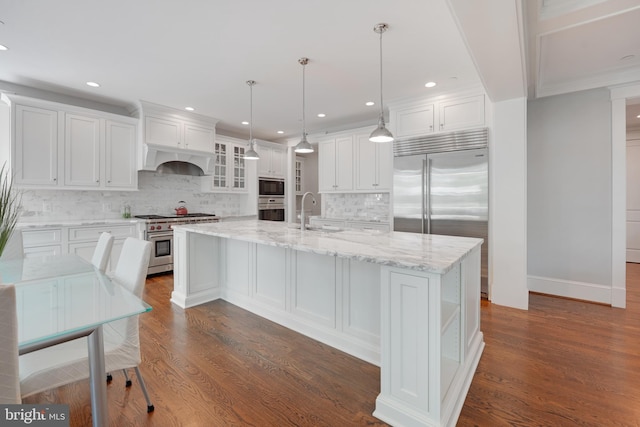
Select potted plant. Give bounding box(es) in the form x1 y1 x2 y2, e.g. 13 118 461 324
0 163 21 258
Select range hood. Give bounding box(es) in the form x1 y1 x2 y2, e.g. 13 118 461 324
139 143 214 176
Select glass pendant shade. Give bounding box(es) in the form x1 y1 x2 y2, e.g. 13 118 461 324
243 80 260 160
369 23 394 144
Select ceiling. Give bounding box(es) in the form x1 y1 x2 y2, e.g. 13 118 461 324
0 0 481 142
523 0 640 128
1 0 640 140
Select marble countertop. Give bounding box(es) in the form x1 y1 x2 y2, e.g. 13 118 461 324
15 214 258 228
174 220 482 274
17 218 144 228
309 216 389 223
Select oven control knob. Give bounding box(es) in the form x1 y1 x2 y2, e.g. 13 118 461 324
157 225 162 230
150 225 155 231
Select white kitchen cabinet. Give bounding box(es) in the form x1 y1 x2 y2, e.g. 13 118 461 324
203 136 248 192
63 114 137 190
2 94 138 191
22 228 63 257
393 103 435 138
295 157 305 195
438 94 485 132
13 104 60 187
144 115 215 152
144 116 181 148
21 223 138 271
105 120 137 188
318 136 353 192
391 93 485 137
64 113 101 188
255 142 286 179
355 133 392 191
184 123 215 152
68 224 137 272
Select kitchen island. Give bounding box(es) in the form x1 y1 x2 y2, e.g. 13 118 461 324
171 220 484 427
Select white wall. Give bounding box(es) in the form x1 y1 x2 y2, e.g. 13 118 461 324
490 97 528 309
527 88 612 303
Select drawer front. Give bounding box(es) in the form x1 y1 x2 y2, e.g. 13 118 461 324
68 224 137 241
22 228 63 246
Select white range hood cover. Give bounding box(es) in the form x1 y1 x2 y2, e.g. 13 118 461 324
140 143 214 175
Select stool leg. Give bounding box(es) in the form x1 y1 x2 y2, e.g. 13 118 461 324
134 366 154 413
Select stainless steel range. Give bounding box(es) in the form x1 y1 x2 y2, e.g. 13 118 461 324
135 213 219 275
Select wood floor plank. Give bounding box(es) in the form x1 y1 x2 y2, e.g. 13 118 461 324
22 264 640 426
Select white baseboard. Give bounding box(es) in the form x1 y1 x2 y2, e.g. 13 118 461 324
527 275 611 305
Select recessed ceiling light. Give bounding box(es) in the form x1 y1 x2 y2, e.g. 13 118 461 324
425 81 437 88
86 81 100 88
185 107 195 111
317 113 326 118
0 44 8 51
365 101 375 106
277 130 284 134
637 114 640 119
241 121 249 125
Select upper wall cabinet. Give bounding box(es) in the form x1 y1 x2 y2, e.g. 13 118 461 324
255 141 286 179
202 135 250 193
139 101 218 153
390 94 485 138
2 94 138 190
355 133 392 191
13 104 59 187
318 135 354 192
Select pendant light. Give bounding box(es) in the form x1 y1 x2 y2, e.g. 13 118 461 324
244 80 260 160
294 57 314 154
369 23 394 143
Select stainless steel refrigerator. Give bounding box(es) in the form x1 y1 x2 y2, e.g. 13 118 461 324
393 148 489 296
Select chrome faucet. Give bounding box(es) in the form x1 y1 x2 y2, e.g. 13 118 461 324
300 191 316 231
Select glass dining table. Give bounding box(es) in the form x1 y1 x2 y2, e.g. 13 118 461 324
0 254 152 427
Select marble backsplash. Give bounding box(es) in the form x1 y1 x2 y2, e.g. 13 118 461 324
18 171 251 222
323 193 390 222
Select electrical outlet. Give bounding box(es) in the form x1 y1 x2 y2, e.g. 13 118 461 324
102 203 111 212
42 202 52 212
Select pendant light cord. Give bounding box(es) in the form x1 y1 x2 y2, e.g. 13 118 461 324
378 28 384 120
249 83 253 143
301 58 307 138
247 80 255 148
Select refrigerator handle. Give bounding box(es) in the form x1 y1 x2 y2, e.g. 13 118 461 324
425 157 431 234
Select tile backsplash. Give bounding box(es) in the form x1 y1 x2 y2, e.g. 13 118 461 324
323 193 390 222
18 171 252 222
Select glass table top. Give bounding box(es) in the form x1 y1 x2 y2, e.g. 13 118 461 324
0 255 152 349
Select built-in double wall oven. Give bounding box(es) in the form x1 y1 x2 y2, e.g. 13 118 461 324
258 178 285 221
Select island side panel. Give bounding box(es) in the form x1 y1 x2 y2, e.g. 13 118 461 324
375 246 483 427
171 229 221 309
375 267 439 427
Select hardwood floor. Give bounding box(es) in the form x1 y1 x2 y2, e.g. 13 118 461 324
23 264 640 426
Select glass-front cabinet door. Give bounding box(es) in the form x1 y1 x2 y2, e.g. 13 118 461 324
233 145 246 190
213 141 227 189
